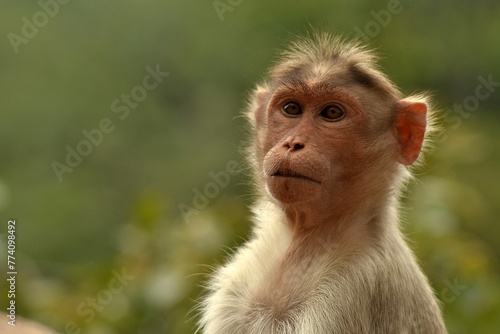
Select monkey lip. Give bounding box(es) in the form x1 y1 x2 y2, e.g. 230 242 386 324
270 168 321 184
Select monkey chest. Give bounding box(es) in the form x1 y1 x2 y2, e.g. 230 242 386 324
223 255 328 331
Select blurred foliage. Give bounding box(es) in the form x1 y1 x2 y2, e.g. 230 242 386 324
0 0 499 333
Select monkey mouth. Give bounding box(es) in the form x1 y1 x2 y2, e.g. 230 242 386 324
271 168 320 184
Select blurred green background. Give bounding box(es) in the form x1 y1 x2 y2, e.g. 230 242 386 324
1 1 499 333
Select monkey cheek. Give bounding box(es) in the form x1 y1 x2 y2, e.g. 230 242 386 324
266 176 321 204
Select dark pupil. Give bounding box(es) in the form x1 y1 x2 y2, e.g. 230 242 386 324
284 102 301 115
323 106 343 119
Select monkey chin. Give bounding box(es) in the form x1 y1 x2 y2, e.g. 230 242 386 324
266 175 321 204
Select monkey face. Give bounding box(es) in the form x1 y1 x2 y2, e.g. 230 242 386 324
261 83 377 206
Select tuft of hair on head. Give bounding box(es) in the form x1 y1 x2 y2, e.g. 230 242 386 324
268 31 402 101
279 31 375 67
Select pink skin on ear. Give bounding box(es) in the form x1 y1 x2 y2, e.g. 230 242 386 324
395 101 427 165
253 86 269 128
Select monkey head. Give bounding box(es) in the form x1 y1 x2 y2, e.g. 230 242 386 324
245 34 429 224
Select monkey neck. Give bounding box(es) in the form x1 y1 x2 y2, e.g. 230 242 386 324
279 189 398 245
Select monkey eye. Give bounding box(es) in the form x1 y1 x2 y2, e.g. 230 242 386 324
282 101 303 116
320 105 345 121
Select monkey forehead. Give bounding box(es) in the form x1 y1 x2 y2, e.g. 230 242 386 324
273 77 347 95
268 32 402 99
267 77 389 114
269 60 400 103
269 80 359 106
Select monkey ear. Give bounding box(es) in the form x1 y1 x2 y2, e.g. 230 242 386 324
395 100 427 165
249 85 270 128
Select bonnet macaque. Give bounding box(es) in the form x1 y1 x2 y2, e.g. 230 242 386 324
199 32 447 334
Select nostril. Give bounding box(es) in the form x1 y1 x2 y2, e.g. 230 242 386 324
292 142 304 151
283 138 305 151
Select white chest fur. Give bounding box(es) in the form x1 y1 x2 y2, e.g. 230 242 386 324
200 207 379 334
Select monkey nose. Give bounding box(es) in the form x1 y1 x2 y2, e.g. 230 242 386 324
283 136 305 151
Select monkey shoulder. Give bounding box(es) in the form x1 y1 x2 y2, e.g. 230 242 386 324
367 239 448 334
